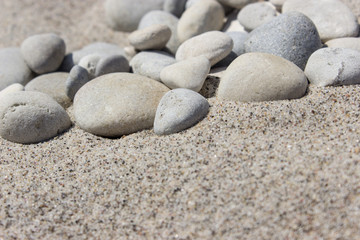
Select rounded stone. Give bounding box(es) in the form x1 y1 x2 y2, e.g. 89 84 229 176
154 88 209 135
0 84 24 98
0 48 33 91
237 2 277 31
177 0 225 43
130 51 176 81
0 91 71 144
25 72 72 108
217 0 256 9
66 65 89 101
304 48 360 87
129 24 172 50
95 55 130 77
78 54 102 80
21 33 66 74
325 38 360 52
73 73 170 137
160 56 211 92
105 0 165 32
176 31 233 66
244 12 322 70
163 0 187 17
282 0 359 41
217 52 308 102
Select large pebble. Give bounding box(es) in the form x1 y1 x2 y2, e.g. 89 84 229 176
129 24 172 50
177 0 225 43
0 91 71 144
21 33 65 74
217 52 308 102
304 48 360 87
74 73 170 137
217 0 256 9
160 56 210 92
163 0 187 17
237 2 277 31
154 88 209 135
282 0 359 41
138 10 180 54
244 12 322 70
325 38 360 52
25 72 72 108
176 31 233 66
66 65 89 101
130 51 176 81
0 48 33 91
105 0 164 32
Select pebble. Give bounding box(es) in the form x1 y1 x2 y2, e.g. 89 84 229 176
325 38 360 52
270 0 286 10
0 91 71 144
160 56 211 92
217 0 256 9
0 48 33 91
163 0 187 17
304 48 360 87
244 12 322 70
73 73 170 137
124 46 138 61
130 51 176 81
95 55 130 77
129 24 172 51
154 88 209 135
138 10 180 54
237 2 277 31
78 54 101 80
282 0 359 41
217 52 308 102
177 0 225 43
21 33 66 74
25 72 72 108
66 65 89 101
176 31 234 66
105 0 164 32
0 84 24 98
222 10 246 33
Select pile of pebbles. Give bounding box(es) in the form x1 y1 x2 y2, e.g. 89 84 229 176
0 0 360 144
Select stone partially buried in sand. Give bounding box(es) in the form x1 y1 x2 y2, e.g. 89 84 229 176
0 91 71 144
217 52 308 102
73 73 170 137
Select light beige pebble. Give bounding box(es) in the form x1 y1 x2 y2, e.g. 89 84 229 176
237 2 278 31
217 52 308 102
129 24 171 51
217 0 256 9
325 38 360 52
0 83 24 98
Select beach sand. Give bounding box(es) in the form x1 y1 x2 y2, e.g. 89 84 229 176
1 0 360 239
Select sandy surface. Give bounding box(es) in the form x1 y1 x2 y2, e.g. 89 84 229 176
1 1 360 239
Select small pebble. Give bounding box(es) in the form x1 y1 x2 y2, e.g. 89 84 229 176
237 2 277 31
217 0 256 9
129 24 172 50
163 0 187 17
325 38 360 52
78 54 102 80
95 55 130 77
66 65 89 101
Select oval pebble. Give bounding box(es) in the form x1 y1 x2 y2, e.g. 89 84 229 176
154 88 209 135
0 84 24 98
95 55 130 77
304 48 360 87
66 65 89 101
325 38 360 52
21 33 66 74
244 12 322 70
0 91 71 144
130 51 176 81
74 73 170 137
129 24 172 51
217 52 308 102
177 0 225 43
78 54 102 80
237 2 277 31
0 48 33 91
160 56 211 92
176 31 233 66
25 72 72 108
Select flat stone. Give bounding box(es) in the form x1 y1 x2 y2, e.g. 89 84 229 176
129 24 172 50
73 73 170 137
66 65 89 101
130 51 176 81
160 56 210 92
138 10 180 54
0 91 71 144
217 0 256 9
0 84 24 98
21 33 66 74
217 52 308 102
0 48 33 91
105 0 165 32
25 72 72 108
154 88 209 135
176 31 233 66
237 2 277 31
325 38 360 52
304 48 360 87
95 55 130 77
244 12 322 70
282 0 359 41
177 0 225 43
163 0 187 17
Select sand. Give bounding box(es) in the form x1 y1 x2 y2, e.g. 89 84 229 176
1 1 360 239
